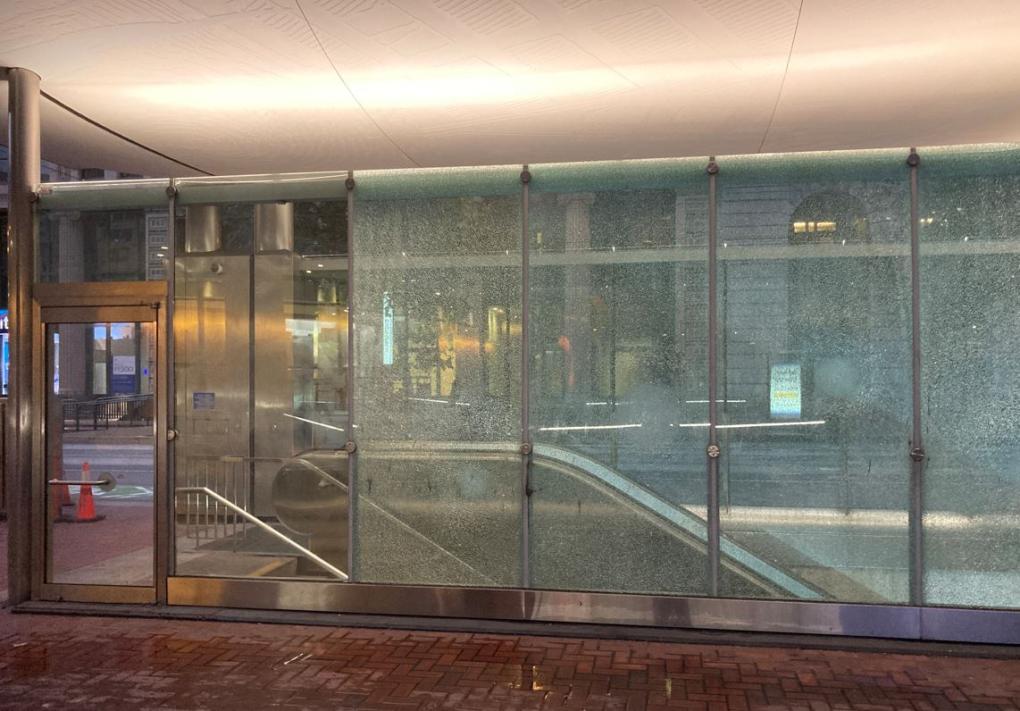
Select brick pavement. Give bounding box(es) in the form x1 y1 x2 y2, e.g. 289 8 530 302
0 611 1018 710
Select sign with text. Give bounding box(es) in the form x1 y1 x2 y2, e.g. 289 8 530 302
770 363 801 419
145 211 169 281
382 291 394 366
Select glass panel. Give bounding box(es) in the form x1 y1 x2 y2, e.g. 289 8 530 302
174 199 349 580
717 151 913 603
920 145 1020 608
46 321 155 586
352 167 522 586
37 208 170 282
35 179 171 284
527 159 713 595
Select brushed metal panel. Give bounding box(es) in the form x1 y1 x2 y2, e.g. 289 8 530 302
252 255 295 516
167 577 923 640
921 607 1020 645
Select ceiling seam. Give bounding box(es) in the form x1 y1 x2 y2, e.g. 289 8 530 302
293 0 423 168
40 90 215 176
756 0 804 154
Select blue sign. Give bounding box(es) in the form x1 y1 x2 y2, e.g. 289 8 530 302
193 392 216 410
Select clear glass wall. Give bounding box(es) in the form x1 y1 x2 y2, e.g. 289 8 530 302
173 176 351 580
36 180 171 282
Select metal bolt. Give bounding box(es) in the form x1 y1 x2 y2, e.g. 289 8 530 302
519 442 532 456
344 440 357 454
907 149 920 168
707 443 721 459
345 177 356 191
706 160 719 176
166 185 178 199
910 447 925 462
520 169 531 184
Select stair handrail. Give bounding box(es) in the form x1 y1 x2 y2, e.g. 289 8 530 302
175 485 349 581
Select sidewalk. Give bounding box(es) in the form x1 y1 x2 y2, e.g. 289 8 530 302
0 610 1018 710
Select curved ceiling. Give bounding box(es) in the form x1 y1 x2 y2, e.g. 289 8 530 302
2 0 1020 177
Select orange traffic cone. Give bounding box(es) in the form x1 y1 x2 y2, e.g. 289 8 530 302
72 461 103 524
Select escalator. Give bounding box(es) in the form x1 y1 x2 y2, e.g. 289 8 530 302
238 442 824 599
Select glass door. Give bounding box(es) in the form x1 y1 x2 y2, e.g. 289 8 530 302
37 304 162 603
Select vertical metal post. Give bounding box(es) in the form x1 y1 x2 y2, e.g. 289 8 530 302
247 211 256 513
345 171 357 581
907 147 925 606
705 158 721 597
519 165 531 588
163 182 177 586
6 67 41 605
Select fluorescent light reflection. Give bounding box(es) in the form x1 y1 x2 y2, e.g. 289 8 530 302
538 424 643 432
408 396 471 407
685 399 747 404
283 412 345 432
717 419 826 429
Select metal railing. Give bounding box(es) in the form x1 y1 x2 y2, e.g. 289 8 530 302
62 393 154 431
175 486 347 580
177 454 250 547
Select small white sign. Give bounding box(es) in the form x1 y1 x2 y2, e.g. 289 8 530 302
112 355 136 376
770 363 801 419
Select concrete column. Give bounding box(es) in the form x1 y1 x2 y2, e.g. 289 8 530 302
6 67 41 605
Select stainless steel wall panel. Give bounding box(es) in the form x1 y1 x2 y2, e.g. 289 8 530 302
167 577 930 640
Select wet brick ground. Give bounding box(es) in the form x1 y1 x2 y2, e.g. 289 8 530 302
0 611 1018 709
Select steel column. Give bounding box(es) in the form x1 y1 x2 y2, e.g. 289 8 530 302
162 183 177 593
5 67 41 605
907 148 924 606
345 171 357 581
705 158 720 596
519 165 531 588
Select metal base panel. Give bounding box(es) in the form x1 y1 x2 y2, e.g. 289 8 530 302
165 577 1020 645
13 599 1020 659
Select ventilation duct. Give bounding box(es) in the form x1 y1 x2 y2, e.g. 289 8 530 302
254 202 294 253
184 205 222 253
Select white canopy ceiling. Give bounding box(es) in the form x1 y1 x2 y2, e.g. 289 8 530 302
2 0 1020 177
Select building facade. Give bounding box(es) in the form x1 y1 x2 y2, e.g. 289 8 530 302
12 144 1020 644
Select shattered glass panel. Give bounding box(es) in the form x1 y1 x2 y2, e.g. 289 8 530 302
527 159 715 595
352 167 523 586
716 150 913 603
920 145 1020 608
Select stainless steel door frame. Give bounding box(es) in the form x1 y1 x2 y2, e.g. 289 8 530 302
31 282 167 605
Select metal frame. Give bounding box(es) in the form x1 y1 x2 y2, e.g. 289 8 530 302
345 171 357 581
519 165 531 588
705 158 720 596
31 283 167 605
907 148 925 606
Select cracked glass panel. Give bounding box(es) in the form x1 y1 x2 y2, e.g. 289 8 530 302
527 159 717 596
352 167 523 586
716 151 913 603
920 145 1020 608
